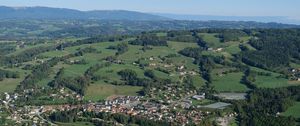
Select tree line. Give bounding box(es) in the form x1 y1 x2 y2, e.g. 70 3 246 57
129 33 168 46
0 69 19 81
49 108 170 126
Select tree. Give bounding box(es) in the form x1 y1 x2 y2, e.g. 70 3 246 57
118 69 138 81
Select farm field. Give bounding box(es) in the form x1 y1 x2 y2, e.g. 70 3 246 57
282 102 300 119
167 41 199 52
85 82 142 101
0 67 30 93
250 66 300 88
211 70 248 92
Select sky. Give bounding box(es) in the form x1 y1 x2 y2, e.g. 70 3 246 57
1 0 300 20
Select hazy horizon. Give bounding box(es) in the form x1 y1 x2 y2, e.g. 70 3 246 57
1 0 299 20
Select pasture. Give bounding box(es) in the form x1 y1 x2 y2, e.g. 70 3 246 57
211 70 248 92
85 82 142 101
282 102 300 119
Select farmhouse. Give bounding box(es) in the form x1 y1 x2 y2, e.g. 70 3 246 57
192 93 205 100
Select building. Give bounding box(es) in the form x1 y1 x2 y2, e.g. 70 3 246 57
192 93 205 100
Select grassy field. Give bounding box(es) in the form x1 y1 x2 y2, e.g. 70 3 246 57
282 102 300 119
40 41 118 58
156 32 167 37
290 62 300 68
167 41 198 52
167 56 199 71
199 33 252 55
60 42 117 77
95 63 147 83
191 76 206 88
0 67 30 93
0 78 23 93
192 99 215 106
8 43 54 56
250 67 300 88
212 70 248 92
85 82 142 101
199 33 222 48
118 44 177 63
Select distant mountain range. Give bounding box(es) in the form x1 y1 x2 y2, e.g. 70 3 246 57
154 13 300 25
0 6 299 25
0 6 169 20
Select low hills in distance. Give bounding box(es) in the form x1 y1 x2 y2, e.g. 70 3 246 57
1 6 300 25
0 6 299 40
0 6 169 20
154 13 300 25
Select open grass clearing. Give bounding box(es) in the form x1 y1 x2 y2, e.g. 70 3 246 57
250 66 300 88
282 102 300 119
211 70 248 92
167 41 198 52
0 67 30 93
85 82 142 101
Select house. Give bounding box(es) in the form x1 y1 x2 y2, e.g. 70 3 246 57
215 48 223 52
192 93 205 100
177 65 185 70
149 63 156 66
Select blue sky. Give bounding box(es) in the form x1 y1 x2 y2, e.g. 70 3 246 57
1 0 299 19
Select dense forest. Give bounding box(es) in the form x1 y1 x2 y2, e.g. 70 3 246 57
235 86 300 126
241 29 300 71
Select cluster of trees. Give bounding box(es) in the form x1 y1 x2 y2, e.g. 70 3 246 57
107 42 129 55
0 69 19 81
240 68 257 89
166 31 197 43
0 45 56 66
49 108 79 122
240 67 286 90
129 34 168 46
57 35 131 50
179 47 220 96
50 62 112 95
144 70 155 79
218 30 247 42
50 66 94 95
74 47 99 56
117 69 173 95
196 56 215 84
50 71 90 95
117 69 152 87
235 86 300 126
179 47 217 84
84 63 111 81
16 57 61 91
0 43 16 56
179 47 205 58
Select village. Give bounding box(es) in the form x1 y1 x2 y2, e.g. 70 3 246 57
0 85 235 126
